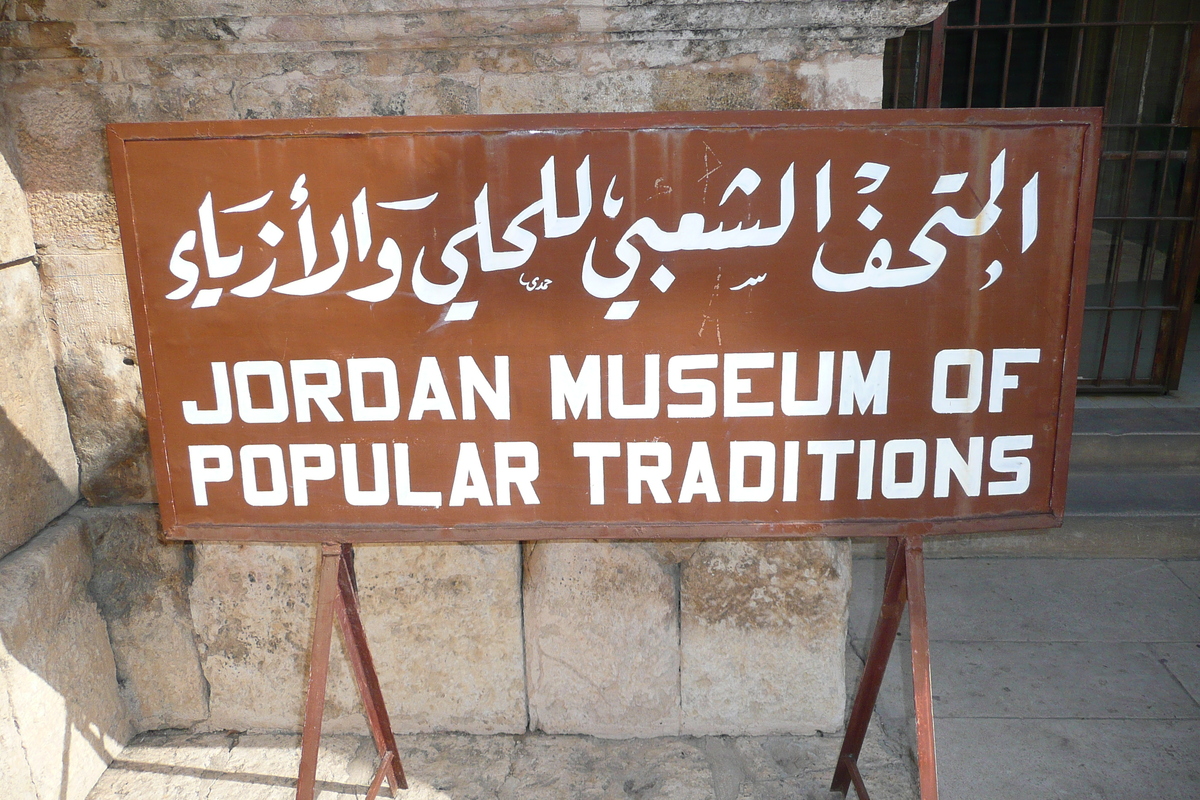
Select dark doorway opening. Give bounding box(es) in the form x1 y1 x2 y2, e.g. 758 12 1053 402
885 0 1200 392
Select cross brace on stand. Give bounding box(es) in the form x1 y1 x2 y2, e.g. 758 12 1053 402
832 535 939 800
297 543 407 800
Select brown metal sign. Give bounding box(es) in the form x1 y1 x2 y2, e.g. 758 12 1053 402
107 109 1100 542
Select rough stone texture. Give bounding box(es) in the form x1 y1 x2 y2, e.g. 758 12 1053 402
524 542 681 737
479 52 885 114
681 541 851 735
84 724 915 800
0 145 35 261
39 255 153 506
0 0 947 506
0 261 79 559
76 504 209 732
0 515 132 800
189 542 525 734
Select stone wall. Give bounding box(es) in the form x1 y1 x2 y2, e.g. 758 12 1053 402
2 125 127 800
0 137 77 559
0 4 947 789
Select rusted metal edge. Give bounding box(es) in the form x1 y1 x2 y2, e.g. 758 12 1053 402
906 537 940 800
106 108 1106 144
832 536 908 797
108 110 1095 545
164 512 1063 543
1049 109 1104 518
107 126 180 535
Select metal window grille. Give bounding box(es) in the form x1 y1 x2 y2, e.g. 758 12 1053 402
885 0 1200 392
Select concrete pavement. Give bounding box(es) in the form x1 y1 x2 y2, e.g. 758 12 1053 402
82 552 1200 800
850 555 1200 800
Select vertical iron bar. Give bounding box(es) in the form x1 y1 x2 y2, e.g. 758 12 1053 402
296 544 343 800
1035 0 1054 105
1128 19 1156 383
926 13 949 108
967 0 984 106
1096 0 1138 382
1069 0 1093 106
905 537 939 800
889 37 903 108
1000 0 1017 106
1163 23 1200 388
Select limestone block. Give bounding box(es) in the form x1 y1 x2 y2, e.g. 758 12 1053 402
0 148 35 262
0 516 132 800
26 190 123 256
524 541 681 737
190 542 525 734
189 543 339 733
77 504 209 732
480 70 655 114
0 262 79 559
680 540 850 735
794 52 886 110
354 542 526 733
39 260 155 505
479 52 882 116
10 85 111 194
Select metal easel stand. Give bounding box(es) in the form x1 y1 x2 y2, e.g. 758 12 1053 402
831 535 939 800
296 543 407 800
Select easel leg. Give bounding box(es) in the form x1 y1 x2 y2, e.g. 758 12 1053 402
832 537 909 797
335 544 407 794
297 544 342 800
296 543 406 800
905 537 939 800
831 535 940 800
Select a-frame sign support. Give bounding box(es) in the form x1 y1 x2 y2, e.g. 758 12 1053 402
832 535 939 800
296 543 406 800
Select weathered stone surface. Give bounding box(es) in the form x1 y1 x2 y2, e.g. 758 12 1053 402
189 544 338 733
0 147 35 262
9 85 111 194
77 504 209 732
39 261 154 506
680 540 851 735
26 191 123 255
84 724 916 800
0 516 132 800
355 543 527 733
190 542 524 734
0 261 79 559
479 54 883 115
524 541 681 737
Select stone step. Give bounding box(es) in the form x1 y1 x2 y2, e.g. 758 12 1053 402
888 515 1200 559
1066 470 1200 516
1070 407 1200 469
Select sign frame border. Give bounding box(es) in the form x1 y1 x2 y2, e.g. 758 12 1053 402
107 107 1102 543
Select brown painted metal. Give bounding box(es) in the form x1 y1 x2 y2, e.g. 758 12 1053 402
905 537 940 800
334 544 406 794
366 752 394 800
831 536 910 797
297 544 341 800
839 754 873 800
107 110 1099 544
925 14 948 107
297 544 405 800
832 534 942 800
